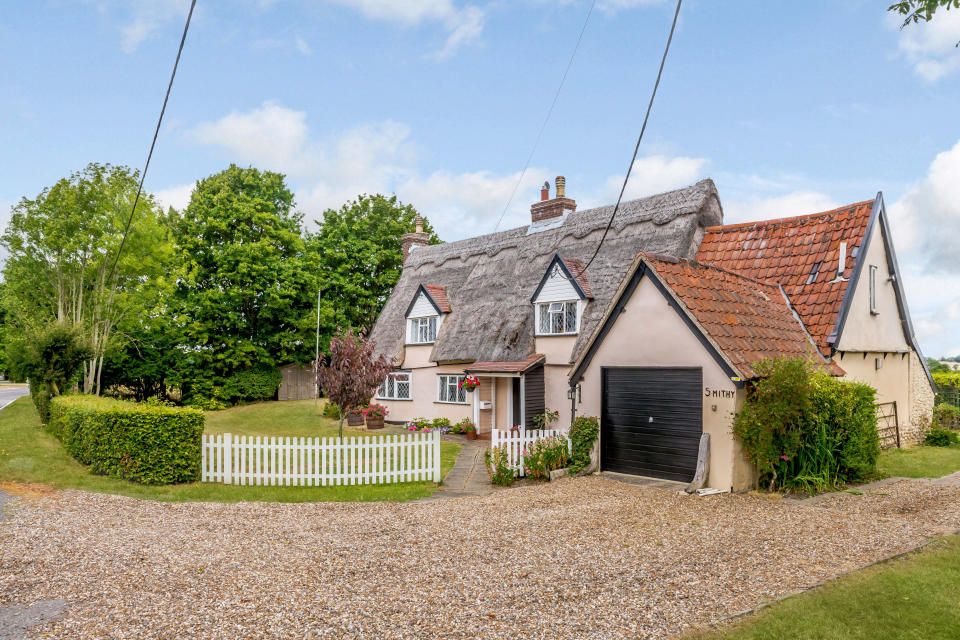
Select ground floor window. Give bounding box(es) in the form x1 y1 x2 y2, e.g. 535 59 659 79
378 371 411 400
437 374 467 404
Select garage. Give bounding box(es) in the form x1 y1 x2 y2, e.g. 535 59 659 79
600 367 703 482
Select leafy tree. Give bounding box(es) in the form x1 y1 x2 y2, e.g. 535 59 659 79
10 322 91 422
0 281 8 378
928 357 952 374
889 1 960 45
314 328 392 438
169 165 316 403
0 163 169 394
306 194 440 340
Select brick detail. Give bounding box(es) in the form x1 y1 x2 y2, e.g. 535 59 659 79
531 197 576 223
401 231 430 263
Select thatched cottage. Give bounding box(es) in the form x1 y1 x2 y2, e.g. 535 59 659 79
369 178 935 491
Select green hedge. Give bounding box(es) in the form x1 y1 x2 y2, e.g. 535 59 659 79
733 358 879 493
48 395 204 485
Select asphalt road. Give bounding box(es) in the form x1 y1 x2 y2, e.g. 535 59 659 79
0 385 29 411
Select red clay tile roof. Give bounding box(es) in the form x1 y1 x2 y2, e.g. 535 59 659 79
423 284 451 313
696 200 873 353
466 354 545 374
560 257 593 298
643 255 843 379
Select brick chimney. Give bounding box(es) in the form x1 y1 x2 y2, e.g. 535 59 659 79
531 176 576 223
401 215 430 263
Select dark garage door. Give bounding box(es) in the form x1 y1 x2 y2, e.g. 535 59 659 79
601 367 702 482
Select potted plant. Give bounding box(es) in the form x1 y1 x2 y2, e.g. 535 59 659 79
459 375 480 392
463 419 478 440
346 407 364 427
362 403 388 429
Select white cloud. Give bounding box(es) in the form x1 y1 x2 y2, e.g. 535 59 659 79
891 9 960 81
251 35 313 55
153 183 194 212
328 0 484 59
118 0 192 53
597 155 709 203
723 190 838 225
295 35 312 55
887 138 960 272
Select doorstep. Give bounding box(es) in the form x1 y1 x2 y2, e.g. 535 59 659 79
598 471 688 491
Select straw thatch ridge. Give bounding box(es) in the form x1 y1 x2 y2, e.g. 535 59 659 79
369 179 724 365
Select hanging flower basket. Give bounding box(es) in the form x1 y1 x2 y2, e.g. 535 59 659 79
459 376 480 392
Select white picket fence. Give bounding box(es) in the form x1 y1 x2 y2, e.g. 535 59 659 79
490 427 568 477
202 431 441 486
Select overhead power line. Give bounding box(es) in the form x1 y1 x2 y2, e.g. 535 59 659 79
107 0 197 283
492 0 597 233
581 0 682 274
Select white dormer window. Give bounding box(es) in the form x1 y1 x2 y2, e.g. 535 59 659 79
537 301 579 335
408 316 438 344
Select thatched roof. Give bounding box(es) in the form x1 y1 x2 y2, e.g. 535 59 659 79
369 179 724 365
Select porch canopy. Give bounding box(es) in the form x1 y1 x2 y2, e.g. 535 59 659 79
465 354 545 431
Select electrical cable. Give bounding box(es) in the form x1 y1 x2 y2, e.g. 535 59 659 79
581 0 682 274
492 0 597 233
107 0 197 283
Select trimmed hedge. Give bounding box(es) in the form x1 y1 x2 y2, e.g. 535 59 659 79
48 395 204 485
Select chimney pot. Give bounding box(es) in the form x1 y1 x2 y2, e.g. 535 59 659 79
414 215 424 234
530 176 576 224
540 181 549 201
555 176 565 198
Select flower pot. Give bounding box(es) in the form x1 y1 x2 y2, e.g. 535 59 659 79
366 416 384 430
346 414 363 427
466 430 478 440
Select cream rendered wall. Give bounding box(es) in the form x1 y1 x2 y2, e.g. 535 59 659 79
494 378 510 429
535 335 577 365
377 343 472 425
835 222 910 352
837 350 911 431
573 276 748 491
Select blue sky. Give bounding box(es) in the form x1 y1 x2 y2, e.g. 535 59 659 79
2 0 960 356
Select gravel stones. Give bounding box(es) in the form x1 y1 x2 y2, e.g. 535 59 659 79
2 476 959 639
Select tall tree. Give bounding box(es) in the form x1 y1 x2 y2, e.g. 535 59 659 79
0 163 168 394
306 194 440 341
889 1 960 42
170 165 315 401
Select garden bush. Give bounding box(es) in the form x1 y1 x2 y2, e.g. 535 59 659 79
733 358 879 493
48 395 204 485
485 445 514 486
931 403 960 430
925 427 960 447
322 400 341 420
432 417 451 430
524 435 570 480
568 415 599 474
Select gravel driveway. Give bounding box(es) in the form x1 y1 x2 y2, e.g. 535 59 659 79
2 476 959 639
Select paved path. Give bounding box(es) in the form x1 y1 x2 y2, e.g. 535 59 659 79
0 385 29 411
418 439 495 501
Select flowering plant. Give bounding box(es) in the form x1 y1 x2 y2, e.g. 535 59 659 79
407 417 432 432
361 403 388 419
532 408 560 429
459 375 480 391
462 419 476 433
347 406 364 417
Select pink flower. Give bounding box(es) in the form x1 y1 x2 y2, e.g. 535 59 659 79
781 455 789 461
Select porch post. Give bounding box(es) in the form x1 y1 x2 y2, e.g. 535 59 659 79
520 376 526 429
473 379 480 427
491 377 497 430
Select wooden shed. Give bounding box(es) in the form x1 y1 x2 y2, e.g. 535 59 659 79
278 364 316 401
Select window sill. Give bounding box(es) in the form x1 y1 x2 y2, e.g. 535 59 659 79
406 342 436 346
434 400 469 406
535 332 578 337
376 397 412 401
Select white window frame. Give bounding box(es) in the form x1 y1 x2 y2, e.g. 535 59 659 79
437 374 468 404
869 265 878 315
377 371 412 400
535 300 580 336
407 316 438 344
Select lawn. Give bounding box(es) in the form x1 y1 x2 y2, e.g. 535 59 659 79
690 534 960 640
878 445 960 478
0 397 461 503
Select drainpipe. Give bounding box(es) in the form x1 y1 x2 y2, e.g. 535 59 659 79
569 380 578 425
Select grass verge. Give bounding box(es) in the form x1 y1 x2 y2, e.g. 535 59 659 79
877 444 960 478
0 397 461 503
688 534 960 640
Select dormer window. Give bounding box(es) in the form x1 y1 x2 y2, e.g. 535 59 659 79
531 254 592 337
405 283 450 345
538 301 578 334
409 316 438 344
